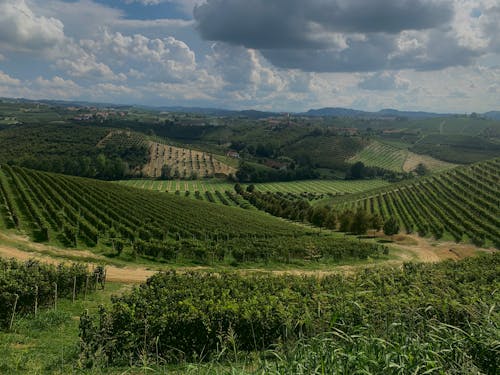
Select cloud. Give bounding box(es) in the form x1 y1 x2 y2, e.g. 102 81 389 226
124 0 204 15
207 43 284 94
0 0 65 52
79 30 198 83
358 72 410 91
194 0 485 73
0 71 21 86
36 0 124 39
55 45 124 81
195 0 453 48
33 76 83 98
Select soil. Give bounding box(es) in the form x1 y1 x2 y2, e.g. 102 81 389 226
0 231 489 283
403 152 456 172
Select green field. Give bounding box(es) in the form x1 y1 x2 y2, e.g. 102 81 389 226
332 158 500 246
0 165 386 265
118 178 389 194
348 140 407 172
117 178 390 205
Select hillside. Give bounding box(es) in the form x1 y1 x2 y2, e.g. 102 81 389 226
0 124 148 179
332 158 500 246
410 134 500 164
97 130 236 178
0 165 383 264
348 140 456 173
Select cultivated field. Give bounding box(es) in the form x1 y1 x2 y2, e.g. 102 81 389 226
349 140 459 173
348 140 408 172
117 178 390 206
97 130 236 178
333 158 500 246
0 165 385 264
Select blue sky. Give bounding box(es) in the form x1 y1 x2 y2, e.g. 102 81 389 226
0 0 499 112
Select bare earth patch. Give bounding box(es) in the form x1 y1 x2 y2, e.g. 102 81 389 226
403 151 456 172
0 231 490 283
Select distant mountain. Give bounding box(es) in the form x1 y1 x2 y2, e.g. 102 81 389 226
484 111 500 120
302 107 453 119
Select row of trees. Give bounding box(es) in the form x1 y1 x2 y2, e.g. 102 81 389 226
236 186 401 237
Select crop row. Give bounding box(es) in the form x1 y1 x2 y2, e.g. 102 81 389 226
334 158 500 246
0 258 102 330
0 165 382 263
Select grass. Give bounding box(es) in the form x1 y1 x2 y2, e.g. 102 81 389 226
0 282 125 375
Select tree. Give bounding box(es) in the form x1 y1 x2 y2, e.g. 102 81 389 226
160 164 172 180
351 209 370 235
324 211 337 230
348 162 365 180
383 217 400 239
370 213 384 233
310 207 329 228
339 210 354 233
414 163 429 176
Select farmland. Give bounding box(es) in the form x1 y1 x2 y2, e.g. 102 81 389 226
0 99 499 374
0 165 385 264
98 130 236 178
348 140 408 172
79 253 499 373
348 140 457 173
332 158 500 246
117 178 390 206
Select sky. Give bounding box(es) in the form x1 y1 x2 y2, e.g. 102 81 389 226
0 0 499 113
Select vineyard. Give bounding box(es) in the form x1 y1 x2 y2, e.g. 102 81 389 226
348 140 408 172
97 130 236 178
0 165 384 264
117 178 389 206
0 258 101 330
80 253 500 373
348 140 455 173
333 158 500 246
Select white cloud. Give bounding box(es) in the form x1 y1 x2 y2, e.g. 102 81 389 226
35 0 124 39
0 0 65 52
0 70 21 86
358 72 410 91
80 30 198 83
55 46 124 81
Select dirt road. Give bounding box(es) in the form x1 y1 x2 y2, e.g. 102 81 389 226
0 231 486 283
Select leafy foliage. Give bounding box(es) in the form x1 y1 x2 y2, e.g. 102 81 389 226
0 165 383 264
80 253 500 372
0 124 148 180
0 258 98 330
334 158 500 246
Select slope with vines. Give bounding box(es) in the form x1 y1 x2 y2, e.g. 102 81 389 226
332 158 500 246
0 165 384 264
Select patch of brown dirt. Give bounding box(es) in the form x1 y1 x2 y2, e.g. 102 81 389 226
391 234 489 262
403 152 456 173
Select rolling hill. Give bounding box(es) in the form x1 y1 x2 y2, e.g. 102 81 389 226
0 165 382 264
332 158 500 246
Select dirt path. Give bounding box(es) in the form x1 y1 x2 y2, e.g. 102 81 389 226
390 234 489 262
0 231 488 283
0 241 157 282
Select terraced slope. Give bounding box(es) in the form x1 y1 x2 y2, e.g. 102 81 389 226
333 158 500 246
98 130 236 178
0 165 383 263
